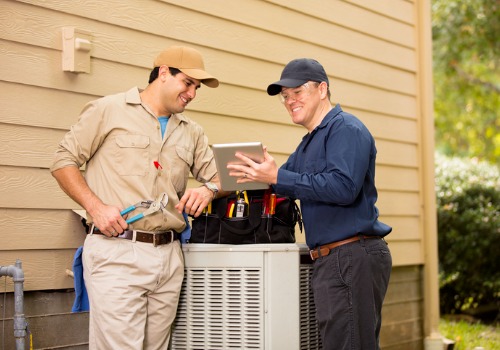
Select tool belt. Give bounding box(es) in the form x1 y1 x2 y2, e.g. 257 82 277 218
190 189 302 244
309 235 380 260
89 227 179 246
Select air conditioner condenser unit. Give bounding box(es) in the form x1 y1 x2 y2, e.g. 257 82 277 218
170 243 321 350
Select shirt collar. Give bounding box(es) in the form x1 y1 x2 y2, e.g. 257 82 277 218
301 104 343 141
315 103 343 131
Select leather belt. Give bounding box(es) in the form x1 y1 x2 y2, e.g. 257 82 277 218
89 227 179 247
310 235 379 261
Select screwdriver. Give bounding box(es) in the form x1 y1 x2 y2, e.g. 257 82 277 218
269 193 276 215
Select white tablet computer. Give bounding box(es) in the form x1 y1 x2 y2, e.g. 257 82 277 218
212 142 270 191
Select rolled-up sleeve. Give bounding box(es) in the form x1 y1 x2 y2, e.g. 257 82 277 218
50 101 106 172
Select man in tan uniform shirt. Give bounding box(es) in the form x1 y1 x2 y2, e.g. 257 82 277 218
51 46 223 349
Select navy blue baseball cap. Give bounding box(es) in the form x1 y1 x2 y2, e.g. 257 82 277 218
267 58 329 96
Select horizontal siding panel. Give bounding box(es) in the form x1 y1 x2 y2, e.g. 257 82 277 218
162 0 416 71
2 1 417 96
19 313 89 349
382 339 422 350
187 111 304 156
337 80 417 119
376 140 418 168
385 269 422 304
383 300 422 325
194 82 416 126
376 166 419 192
0 249 76 292
0 123 65 168
345 0 415 25
0 40 146 100
381 319 423 349
381 265 423 348
0 166 228 210
388 265 421 282
0 209 86 250
0 40 416 124
377 191 420 216
0 1 188 70
17 0 416 72
388 240 423 265
0 165 78 209
354 109 419 144
383 216 421 241
265 0 416 47
0 81 94 130
381 318 423 348
375 140 418 167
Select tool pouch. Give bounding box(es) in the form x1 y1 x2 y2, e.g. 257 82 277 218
190 190 302 244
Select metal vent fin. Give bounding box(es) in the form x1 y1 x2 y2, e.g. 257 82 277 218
299 265 322 350
171 268 263 349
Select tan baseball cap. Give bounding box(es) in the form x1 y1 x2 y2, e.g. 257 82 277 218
153 46 219 88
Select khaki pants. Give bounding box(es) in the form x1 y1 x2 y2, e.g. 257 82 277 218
83 234 184 350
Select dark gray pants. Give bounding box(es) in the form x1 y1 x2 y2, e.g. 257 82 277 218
312 237 392 350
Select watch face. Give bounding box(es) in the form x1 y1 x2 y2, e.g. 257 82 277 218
205 182 218 192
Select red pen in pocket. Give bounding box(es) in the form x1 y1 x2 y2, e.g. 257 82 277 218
154 161 162 170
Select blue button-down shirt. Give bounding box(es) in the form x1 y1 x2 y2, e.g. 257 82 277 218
275 104 391 249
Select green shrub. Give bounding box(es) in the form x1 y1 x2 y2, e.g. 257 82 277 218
435 153 500 319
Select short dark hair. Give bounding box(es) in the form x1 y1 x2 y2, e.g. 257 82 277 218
148 67 182 84
310 81 331 100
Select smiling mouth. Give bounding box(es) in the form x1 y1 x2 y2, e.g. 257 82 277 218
291 106 302 112
180 95 190 105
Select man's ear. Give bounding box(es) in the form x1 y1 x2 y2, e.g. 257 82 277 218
319 82 328 99
159 65 170 82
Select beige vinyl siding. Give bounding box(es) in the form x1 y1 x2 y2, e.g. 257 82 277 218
1 0 424 287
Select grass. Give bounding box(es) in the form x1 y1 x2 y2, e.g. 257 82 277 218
439 317 500 350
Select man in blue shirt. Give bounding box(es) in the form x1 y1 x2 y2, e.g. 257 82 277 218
228 58 392 349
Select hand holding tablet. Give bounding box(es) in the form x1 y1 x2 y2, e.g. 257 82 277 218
212 142 270 191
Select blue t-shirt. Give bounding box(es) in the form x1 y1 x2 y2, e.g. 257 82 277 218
158 116 168 138
275 104 391 249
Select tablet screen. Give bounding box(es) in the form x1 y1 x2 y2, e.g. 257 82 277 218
212 142 270 191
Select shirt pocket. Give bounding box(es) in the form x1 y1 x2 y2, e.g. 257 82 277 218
170 145 194 192
114 134 150 176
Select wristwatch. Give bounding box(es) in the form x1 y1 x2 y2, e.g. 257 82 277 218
204 182 219 200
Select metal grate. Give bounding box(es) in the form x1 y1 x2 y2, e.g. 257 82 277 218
171 268 263 350
299 263 322 350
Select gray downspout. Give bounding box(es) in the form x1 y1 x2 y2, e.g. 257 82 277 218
0 259 27 350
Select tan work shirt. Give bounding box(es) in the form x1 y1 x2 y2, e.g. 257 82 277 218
51 87 217 232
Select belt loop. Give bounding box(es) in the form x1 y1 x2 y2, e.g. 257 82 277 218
170 231 174 243
359 234 365 247
132 230 137 243
316 247 322 258
153 234 158 247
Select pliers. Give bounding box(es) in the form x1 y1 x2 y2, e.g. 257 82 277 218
120 192 168 225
